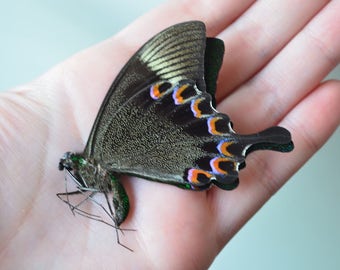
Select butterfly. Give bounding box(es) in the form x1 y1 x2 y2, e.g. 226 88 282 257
58 21 293 250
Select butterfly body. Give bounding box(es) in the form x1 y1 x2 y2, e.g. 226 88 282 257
58 21 293 248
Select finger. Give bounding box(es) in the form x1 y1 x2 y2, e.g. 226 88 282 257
55 0 256 135
212 80 340 245
216 0 330 100
218 0 340 133
115 0 256 46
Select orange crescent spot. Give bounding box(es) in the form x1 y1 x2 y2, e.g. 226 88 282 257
210 158 237 175
187 168 212 185
150 84 164 100
218 141 234 157
210 157 228 174
173 85 188 104
191 98 203 118
208 117 223 135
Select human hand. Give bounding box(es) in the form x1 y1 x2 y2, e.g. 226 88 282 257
1 1 339 269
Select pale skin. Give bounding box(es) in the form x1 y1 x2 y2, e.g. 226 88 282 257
0 0 339 269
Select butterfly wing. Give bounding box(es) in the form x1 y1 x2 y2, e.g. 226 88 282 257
85 21 207 156
204 37 224 107
84 21 293 191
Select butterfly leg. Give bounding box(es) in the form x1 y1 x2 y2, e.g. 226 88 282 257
100 192 133 252
57 190 102 220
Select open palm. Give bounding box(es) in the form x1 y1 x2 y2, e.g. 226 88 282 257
1 1 339 269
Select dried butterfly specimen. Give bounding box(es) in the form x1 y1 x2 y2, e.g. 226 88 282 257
58 21 293 249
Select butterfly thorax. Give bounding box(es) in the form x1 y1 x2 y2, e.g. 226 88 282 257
58 151 114 192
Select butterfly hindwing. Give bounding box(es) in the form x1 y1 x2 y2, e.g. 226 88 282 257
95 79 240 190
83 21 293 191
